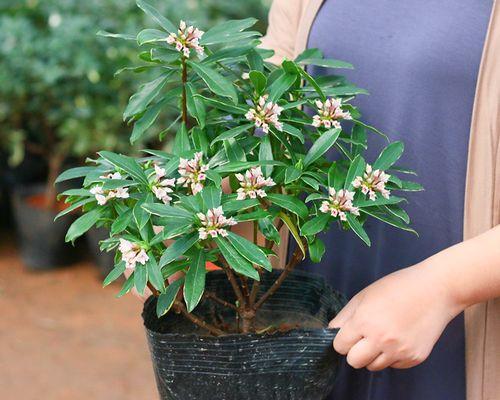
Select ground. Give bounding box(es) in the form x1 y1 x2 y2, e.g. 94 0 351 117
0 236 158 400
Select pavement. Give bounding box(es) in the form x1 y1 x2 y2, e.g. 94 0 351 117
0 236 158 400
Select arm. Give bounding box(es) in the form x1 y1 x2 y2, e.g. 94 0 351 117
330 225 500 371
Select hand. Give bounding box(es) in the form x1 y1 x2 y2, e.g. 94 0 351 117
329 262 463 371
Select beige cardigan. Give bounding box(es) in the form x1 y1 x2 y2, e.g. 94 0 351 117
261 1 500 399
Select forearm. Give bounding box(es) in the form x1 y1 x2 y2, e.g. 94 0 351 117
421 225 500 309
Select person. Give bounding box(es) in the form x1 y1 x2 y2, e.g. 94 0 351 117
261 1 500 400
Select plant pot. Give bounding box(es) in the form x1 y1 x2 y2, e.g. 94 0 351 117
86 227 115 277
11 184 79 270
142 270 346 400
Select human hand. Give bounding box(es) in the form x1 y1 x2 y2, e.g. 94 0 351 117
329 262 463 371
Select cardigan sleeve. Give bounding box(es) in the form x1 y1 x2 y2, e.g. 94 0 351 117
260 0 305 64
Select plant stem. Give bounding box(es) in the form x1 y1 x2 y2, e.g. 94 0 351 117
218 256 246 309
204 291 238 311
174 301 225 336
254 244 305 311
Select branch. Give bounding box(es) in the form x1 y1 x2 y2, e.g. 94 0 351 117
218 256 246 309
204 291 238 311
174 301 225 336
254 243 305 311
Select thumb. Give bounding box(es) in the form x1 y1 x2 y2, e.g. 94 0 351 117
329 294 361 329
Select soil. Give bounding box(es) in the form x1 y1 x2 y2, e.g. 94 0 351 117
0 234 157 400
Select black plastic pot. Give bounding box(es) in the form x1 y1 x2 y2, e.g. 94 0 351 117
86 227 115 277
142 270 346 400
11 184 78 270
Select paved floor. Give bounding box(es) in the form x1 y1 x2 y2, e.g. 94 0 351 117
0 238 158 400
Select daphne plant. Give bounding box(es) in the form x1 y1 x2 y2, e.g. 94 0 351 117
56 0 421 335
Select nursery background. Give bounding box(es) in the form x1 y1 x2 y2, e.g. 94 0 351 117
0 0 270 398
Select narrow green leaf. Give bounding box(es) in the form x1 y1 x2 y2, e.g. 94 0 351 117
173 122 191 154
226 232 272 271
297 58 353 69
282 123 305 143
201 187 222 209
137 28 168 45
222 198 260 214
300 213 330 236
136 0 177 33
201 18 258 45
56 166 97 183
268 72 296 102
362 207 418 235
142 203 193 220
299 68 326 101
187 61 238 104
267 193 308 219
211 123 254 145
194 95 247 114
103 261 126 287
186 83 206 129
285 166 302 184
373 141 405 170
345 155 366 190
146 255 165 292
55 198 93 221
279 212 306 258
156 278 184 317
99 151 149 185
134 264 148 295
184 249 207 312
249 70 267 94
159 233 199 267
304 128 341 167
214 237 259 280
258 218 280 244
65 208 102 243
309 238 326 263
259 135 273 176
123 73 171 120
224 138 246 162
97 30 135 41
116 273 135 298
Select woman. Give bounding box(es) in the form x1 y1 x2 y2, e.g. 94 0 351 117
261 1 500 400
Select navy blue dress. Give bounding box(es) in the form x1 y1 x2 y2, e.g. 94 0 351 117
293 1 492 399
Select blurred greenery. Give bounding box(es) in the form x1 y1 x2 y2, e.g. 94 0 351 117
0 0 270 193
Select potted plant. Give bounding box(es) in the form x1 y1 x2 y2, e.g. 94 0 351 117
57 1 421 398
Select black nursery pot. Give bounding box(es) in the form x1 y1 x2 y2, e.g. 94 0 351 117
11 184 78 270
142 270 346 400
86 227 115 277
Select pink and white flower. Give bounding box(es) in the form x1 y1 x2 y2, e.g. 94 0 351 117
151 164 176 204
197 207 237 240
177 152 209 195
320 188 359 221
166 20 204 58
90 185 129 206
352 164 391 201
312 98 352 129
118 239 149 270
235 167 275 200
245 95 283 133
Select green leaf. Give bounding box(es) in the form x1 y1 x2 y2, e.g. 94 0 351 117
374 141 405 170
97 31 135 41
173 122 191 155
398 180 424 191
268 72 296 102
383 204 410 224
234 209 270 222
279 212 305 258
159 233 199 267
327 162 344 189
123 73 171 120
355 195 405 208
346 213 371 246
183 249 207 312
247 49 264 71
99 151 149 185
201 187 222 209
222 198 260 214
186 83 206 129
137 28 168 45
146 254 165 292
258 217 280 244
224 138 246 162
55 198 94 221
136 0 177 33
299 68 326 101
301 214 330 236
295 47 323 62
56 166 97 183
303 128 341 167
249 70 267 94
215 160 284 174
142 203 193 220
309 238 326 263
65 208 102 243
187 61 238 104
211 123 254 145
134 264 148 295
103 261 126 287
267 193 308 219
116 273 135 298
201 18 258 45
214 237 259 280
226 232 272 271
205 170 222 187
305 193 328 203
345 155 366 190
285 166 302 184
194 95 247 115
297 58 353 69
362 207 417 235
133 198 150 230
259 135 274 176
156 278 184 317
281 123 305 143
353 119 388 140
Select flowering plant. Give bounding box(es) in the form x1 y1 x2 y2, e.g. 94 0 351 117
56 0 421 335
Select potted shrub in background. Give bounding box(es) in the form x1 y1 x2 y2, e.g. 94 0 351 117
57 1 421 398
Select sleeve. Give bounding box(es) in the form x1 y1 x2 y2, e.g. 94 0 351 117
260 0 304 65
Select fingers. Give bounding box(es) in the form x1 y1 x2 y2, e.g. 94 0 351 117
329 295 361 329
333 324 363 355
345 338 381 369
367 353 393 371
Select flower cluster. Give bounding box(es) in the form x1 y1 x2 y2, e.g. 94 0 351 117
352 164 391 200
197 207 237 240
151 164 176 204
245 95 283 133
90 186 129 206
320 188 359 221
235 167 276 200
177 152 209 195
312 98 352 129
119 239 149 270
166 20 204 58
